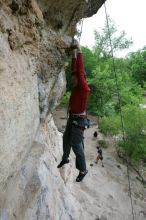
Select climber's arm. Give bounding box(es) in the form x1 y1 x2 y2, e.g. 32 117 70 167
71 49 77 74
76 45 90 92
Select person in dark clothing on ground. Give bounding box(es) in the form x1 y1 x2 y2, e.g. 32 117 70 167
93 131 98 138
95 146 104 167
57 40 90 182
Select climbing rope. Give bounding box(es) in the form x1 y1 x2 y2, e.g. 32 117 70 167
103 3 135 220
70 5 135 219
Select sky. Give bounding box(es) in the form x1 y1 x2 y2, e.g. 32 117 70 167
80 0 146 57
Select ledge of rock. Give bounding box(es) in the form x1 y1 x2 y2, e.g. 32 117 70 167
0 0 106 219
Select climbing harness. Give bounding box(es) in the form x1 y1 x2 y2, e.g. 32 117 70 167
104 3 135 220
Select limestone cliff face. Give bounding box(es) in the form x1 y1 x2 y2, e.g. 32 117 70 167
0 1 105 219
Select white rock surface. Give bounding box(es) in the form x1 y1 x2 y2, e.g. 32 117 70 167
2 1 145 220
0 31 40 189
0 116 77 220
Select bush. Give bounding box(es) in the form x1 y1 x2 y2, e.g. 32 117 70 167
121 105 146 162
60 92 71 107
99 105 146 162
98 140 108 148
99 114 121 136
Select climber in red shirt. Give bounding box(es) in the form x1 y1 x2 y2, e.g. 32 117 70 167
57 40 90 182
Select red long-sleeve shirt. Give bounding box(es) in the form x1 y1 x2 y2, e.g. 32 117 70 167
69 52 90 113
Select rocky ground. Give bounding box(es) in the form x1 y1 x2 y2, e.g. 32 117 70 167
53 106 146 220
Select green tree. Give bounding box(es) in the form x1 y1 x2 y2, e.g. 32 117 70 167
99 105 146 163
81 46 97 78
87 60 116 115
128 47 146 87
86 17 142 115
93 17 133 59
87 57 142 115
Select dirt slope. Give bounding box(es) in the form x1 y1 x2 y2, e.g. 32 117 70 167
53 106 146 220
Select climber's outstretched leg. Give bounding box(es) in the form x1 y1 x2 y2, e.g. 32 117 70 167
71 125 88 182
57 119 72 168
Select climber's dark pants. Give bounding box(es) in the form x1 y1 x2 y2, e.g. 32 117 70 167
62 117 86 172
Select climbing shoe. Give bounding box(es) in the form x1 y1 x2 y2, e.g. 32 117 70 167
76 170 88 182
57 159 69 168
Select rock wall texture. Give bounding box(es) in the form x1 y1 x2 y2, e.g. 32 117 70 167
0 0 106 219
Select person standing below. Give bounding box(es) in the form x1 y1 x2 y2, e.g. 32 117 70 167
57 40 90 182
96 146 104 167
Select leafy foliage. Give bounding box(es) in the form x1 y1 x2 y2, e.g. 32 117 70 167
60 92 70 107
93 17 133 59
81 46 97 78
128 47 146 87
99 106 146 162
99 114 121 136
87 61 116 115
